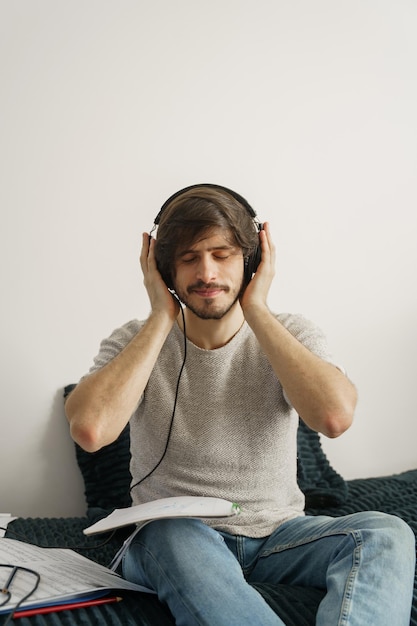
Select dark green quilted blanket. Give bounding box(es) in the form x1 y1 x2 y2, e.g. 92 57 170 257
5 470 417 626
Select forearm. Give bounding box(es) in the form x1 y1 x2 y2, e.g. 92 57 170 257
65 311 174 452
244 304 357 437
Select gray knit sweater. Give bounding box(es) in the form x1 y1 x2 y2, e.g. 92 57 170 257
87 313 335 538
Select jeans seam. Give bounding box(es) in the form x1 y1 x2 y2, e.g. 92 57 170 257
337 530 362 626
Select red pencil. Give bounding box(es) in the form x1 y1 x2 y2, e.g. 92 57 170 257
12 595 122 619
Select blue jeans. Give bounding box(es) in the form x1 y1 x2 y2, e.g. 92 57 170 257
122 512 415 626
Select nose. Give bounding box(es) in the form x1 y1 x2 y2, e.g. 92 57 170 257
196 255 217 283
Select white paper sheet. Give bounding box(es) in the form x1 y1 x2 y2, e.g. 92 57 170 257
83 496 241 535
0 538 153 614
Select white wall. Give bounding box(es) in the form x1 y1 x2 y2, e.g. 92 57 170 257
1 0 416 517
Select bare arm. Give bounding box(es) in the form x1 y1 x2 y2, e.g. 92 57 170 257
240 223 357 438
65 234 180 452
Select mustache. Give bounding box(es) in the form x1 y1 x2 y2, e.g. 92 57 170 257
187 281 229 293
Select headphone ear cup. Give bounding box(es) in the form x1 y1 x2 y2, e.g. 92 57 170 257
154 246 174 289
244 244 262 285
159 266 174 290
244 223 263 285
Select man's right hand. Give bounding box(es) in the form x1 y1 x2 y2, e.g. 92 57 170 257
140 232 180 322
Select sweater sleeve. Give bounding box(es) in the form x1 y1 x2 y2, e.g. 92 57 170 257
80 319 143 379
277 313 346 407
278 312 344 370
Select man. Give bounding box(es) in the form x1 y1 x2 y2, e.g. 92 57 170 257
66 184 415 625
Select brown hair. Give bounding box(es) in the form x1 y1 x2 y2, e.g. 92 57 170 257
154 186 260 288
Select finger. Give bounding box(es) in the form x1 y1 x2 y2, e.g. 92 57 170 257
261 222 275 262
139 232 151 272
147 236 158 269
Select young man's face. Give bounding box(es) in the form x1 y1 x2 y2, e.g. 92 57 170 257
172 228 245 320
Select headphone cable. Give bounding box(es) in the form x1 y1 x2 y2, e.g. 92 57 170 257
129 296 187 493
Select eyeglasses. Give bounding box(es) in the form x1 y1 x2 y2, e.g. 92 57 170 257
0 564 41 624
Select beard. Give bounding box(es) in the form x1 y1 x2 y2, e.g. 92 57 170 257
173 280 243 320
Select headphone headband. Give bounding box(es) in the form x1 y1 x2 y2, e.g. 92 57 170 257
154 183 257 226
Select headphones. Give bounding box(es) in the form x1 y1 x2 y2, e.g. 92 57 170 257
152 183 263 288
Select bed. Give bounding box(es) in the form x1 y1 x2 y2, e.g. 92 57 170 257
4 386 417 625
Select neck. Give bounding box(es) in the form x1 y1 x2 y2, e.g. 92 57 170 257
177 303 245 350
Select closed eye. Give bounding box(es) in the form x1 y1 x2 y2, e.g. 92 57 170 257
181 254 231 264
